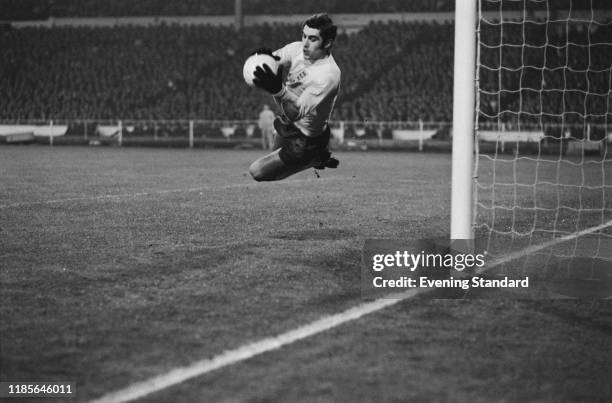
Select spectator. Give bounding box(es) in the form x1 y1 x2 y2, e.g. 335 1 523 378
258 104 275 150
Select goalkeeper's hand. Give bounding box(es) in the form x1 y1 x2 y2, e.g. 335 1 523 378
253 63 284 95
250 48 281 61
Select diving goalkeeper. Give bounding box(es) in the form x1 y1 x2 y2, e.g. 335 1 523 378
248 13 341 181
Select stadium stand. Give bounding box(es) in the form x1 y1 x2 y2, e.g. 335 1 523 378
0 11 610 127
0 21 453 121
1 0 453 20
4 0 610 20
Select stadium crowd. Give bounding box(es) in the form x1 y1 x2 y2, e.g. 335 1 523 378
3 0 452 20
0 20 456 121
1 16 610 126
3 0 608 20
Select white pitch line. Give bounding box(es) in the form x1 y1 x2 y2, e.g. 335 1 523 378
88 290 419 403
88 219 612 403
475 219 612 274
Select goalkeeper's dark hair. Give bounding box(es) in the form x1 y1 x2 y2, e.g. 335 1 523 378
303 13 337 45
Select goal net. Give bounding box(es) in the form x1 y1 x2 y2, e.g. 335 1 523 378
473 0 612 288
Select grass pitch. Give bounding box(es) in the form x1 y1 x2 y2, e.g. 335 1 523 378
1 146 610 402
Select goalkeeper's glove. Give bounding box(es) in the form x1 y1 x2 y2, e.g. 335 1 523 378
253 63 284 95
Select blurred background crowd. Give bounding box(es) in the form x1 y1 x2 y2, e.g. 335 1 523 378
3 0 453 20
0 0 610 130
3 0 607 19
0 21 455 122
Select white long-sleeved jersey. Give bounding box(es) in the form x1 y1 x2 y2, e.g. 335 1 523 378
272 41 341 137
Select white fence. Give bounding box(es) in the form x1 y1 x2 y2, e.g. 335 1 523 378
0 119 609 151
0 119 452 148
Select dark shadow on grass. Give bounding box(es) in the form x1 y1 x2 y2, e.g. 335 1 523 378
276 245 363 308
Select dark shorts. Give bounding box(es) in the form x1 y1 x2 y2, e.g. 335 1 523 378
273 119 330 167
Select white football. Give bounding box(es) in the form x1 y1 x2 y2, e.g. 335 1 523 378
243 53 279 87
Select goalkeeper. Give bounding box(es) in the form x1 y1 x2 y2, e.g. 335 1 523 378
248 13 341 181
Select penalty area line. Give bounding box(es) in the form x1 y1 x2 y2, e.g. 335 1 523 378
88 289 423 403
89 222 612 403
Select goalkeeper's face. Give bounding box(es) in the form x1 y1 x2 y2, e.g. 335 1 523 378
301 26 329 62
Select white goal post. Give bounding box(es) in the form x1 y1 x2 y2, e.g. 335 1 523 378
451 0 478 242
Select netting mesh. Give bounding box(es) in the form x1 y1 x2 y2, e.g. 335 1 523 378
474 0 612 267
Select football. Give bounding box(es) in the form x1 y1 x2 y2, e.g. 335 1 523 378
242 53 279 87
